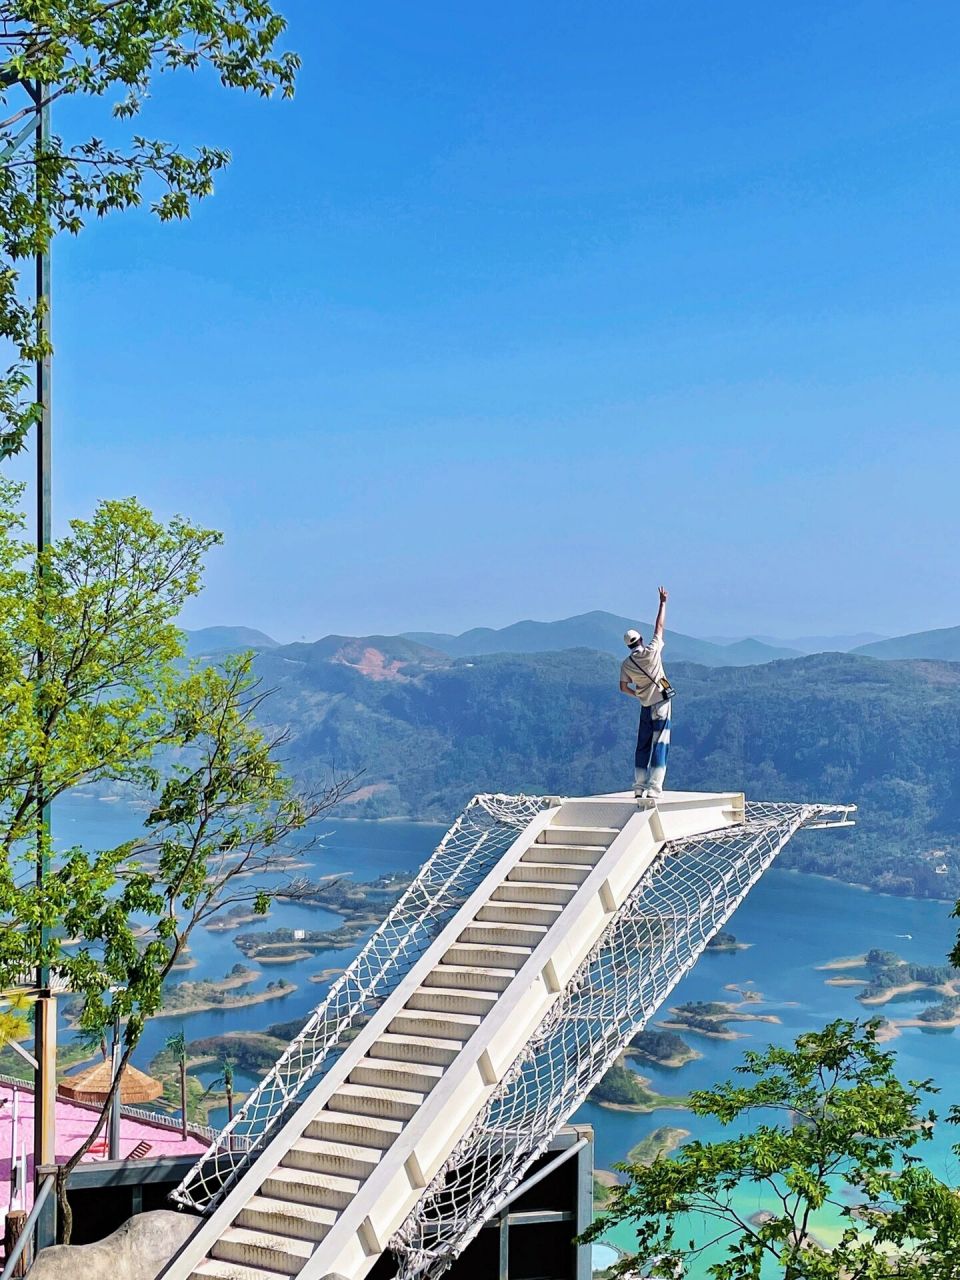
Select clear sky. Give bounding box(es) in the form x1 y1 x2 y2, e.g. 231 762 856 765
26 1 960 642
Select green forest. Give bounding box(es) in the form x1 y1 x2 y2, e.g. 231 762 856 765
248 640 960 899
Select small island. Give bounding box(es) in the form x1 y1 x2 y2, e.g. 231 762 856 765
659 1000 780 1040
185 1030 287 1076
204 905 263 932
897 995 960 1031
311 967 345 984
626 1125 690 1166
705 930 750 952
593 1169 620 1209
232 871 415 962
817 953 869 972
156 966 296 1019
854 951 960 1007
588 1056 688 1113
625 1029 701 1069
234 926 367 961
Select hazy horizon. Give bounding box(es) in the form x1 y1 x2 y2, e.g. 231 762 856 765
183 612 907 651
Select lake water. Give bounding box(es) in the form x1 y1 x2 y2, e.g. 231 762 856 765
52 796 960 1273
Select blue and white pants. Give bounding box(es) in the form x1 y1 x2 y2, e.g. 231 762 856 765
634 700 671 796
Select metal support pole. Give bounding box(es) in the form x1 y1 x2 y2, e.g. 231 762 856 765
498 1208 509 1280
32 999 56 1177
109 1016 122 1160
31 78 55 1182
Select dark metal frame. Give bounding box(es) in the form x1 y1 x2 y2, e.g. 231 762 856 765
0 66 55 1181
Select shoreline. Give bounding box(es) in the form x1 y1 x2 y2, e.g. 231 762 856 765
594 1071 690 1114
310 967 345 984
817 954 868 971
154 983 297 1019
60 798 955 904
859 981 950 1006
625 1045 701 1069
895 1014 960 1030
659 1020 745 1041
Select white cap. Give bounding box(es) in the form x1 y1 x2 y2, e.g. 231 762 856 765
623 629 642 648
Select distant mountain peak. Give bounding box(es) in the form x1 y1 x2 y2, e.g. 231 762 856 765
853 625 960 662
183 625 279 656
402 612 796 666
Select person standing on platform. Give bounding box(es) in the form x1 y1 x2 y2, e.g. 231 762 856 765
619 586 673 803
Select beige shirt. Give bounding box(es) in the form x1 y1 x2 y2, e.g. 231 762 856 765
620 634 667 707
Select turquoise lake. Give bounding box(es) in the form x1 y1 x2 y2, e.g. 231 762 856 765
52 795 960 1273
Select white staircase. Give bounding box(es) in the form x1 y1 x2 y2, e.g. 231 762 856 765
162 790 745 1280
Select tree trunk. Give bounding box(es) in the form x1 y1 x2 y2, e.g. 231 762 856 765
226 1082 233 1123
5 1207 29 1276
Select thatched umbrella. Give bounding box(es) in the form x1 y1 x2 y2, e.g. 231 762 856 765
59 1059 163 1106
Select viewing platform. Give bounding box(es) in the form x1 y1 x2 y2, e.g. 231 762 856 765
159 789 853 1280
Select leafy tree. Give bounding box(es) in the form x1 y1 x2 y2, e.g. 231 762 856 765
0 989 31 1047
0 1 299 456
0 482 352 1237
585 1020 960 1279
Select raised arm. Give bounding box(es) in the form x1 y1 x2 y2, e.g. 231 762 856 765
654 585 668 640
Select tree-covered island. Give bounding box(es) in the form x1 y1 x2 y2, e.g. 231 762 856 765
659 1000 780 1040
588 1056 689 1112
625 1029 701 1068
232 871 415 961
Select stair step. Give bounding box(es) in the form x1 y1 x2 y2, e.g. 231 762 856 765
425 962 514 992
507 861 592 885
493 881 578 905
349 1056 444 1092
406 985 499 1016
459 920 549 948
211 1225 313 1276
281 1136 381 1178
237 1192 339 1240
523 843 606 864
367 1031 464 1066
443 942 533 970
260 1168 360 1211
476 901 564 927
389 1008 482 1041
538 824 619 847
192 1259 290 1280
328 1083 425 1121
305 1111 404 1150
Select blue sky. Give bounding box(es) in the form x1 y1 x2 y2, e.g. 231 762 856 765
24 1 960 641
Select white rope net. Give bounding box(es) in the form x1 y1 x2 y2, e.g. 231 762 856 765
171 793 551 1213
389 800 840 1279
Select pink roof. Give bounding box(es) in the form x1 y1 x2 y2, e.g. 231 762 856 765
0 1083 208 1210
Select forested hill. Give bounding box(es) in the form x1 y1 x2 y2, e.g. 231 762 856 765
249 641 960 899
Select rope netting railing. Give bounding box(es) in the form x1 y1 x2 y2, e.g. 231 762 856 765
170 792 551 1213
391 801 844 1278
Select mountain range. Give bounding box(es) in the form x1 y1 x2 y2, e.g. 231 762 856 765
403 612 801 664
218 631 960 902
182 625 279 658
850 625 960 661
183 613 960 666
